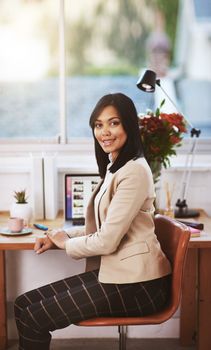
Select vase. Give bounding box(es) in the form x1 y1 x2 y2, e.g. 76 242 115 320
149 160 162 184
10 203 33 226
148 160 162 213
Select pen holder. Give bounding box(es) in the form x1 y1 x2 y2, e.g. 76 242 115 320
164 182 174 218
163 206 174 218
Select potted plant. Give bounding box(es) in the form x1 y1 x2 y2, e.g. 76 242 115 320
14 189 28 204
10 189 32 226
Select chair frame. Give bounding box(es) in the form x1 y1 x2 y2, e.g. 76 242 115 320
75 214 190 350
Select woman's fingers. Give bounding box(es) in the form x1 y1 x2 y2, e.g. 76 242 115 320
34 237 43 253
34 237 53 254
34 230 68 254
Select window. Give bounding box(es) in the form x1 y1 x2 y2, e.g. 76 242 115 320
0 0 59 139
193 0 211 19
0 0 156 141
0 0 210 144
176 79 211 137
65 0 155 138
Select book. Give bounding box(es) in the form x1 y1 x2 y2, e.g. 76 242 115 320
188 226 201 237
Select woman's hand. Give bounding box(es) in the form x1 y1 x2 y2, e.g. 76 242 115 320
34 236 55 254
47 229 69 250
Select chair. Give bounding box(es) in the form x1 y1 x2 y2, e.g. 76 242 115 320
75 214 190 350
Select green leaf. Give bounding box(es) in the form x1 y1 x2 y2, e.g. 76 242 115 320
155 108 160 117
13 189 28 204
160 99 165 109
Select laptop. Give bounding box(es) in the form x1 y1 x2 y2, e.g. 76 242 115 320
64 173 100 229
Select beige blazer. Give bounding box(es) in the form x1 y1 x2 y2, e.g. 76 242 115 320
65 158 171 283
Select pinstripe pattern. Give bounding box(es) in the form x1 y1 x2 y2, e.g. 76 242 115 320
14 270 170 350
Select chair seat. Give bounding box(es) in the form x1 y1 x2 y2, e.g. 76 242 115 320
76 304 173 326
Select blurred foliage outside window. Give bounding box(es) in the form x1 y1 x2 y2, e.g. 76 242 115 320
0 0 179 139
54 0 179 76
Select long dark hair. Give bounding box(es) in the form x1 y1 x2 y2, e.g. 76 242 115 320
89 93 144 178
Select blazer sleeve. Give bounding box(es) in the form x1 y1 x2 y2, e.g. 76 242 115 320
65 162 153 259
65 226 85 238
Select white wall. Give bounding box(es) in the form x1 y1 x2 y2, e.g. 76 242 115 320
0 155 44 219
157 158 211 216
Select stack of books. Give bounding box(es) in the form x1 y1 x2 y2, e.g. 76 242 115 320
176 220 204 238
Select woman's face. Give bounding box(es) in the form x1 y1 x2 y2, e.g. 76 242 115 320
94 105 127 162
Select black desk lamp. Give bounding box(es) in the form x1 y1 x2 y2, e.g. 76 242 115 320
137 69 201 218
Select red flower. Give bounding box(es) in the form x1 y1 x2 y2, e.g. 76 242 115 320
170 135 182 144
138 105 187 173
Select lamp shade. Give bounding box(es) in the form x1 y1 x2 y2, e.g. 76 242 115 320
136 70 156 92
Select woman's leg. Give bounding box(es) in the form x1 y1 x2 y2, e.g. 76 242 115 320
14 270 170 350
14 271 99 350
133 274 171 316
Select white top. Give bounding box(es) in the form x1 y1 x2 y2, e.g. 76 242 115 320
94 166 113 213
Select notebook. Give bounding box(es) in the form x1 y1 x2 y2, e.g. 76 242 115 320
63 173 100 228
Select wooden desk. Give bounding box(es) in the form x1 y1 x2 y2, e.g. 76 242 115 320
0 212 63 350
180 211 211 350
1 211 211 350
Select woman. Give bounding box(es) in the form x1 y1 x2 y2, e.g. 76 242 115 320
14 93 171 350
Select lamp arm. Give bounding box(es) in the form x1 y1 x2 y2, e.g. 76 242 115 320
174 131 201 217
156 80 202 212
181 136 200 201
156 79 194 129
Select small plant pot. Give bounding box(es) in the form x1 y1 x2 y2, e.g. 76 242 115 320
10 203 33 226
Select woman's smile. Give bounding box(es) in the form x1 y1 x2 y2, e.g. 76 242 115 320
101 138 115 146
94 105 127 161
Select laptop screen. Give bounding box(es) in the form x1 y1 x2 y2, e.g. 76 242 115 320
65 174 100 223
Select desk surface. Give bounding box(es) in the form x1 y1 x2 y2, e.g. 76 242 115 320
0 212 64 250
0 210 211 250
181 210 211 248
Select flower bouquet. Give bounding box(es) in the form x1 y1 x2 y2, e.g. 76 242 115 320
138 99 187 183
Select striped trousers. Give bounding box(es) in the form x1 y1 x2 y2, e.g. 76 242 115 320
14 269 170 350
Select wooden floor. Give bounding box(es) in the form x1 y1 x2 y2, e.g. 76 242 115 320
7 338 196 350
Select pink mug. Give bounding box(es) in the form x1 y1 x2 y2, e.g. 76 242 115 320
8 217 24 233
